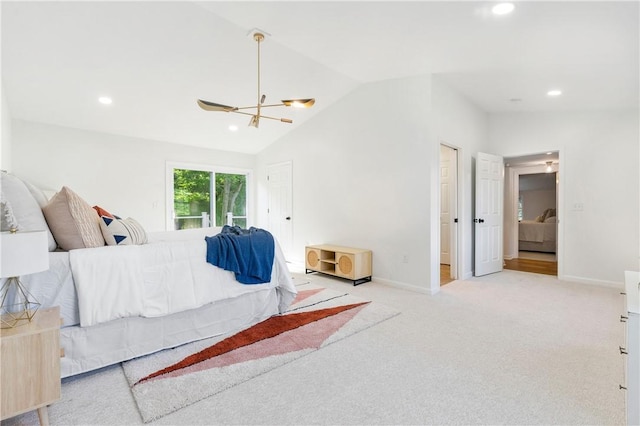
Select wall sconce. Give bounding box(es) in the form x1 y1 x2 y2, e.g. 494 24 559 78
0 229 49 328
546 161 553 173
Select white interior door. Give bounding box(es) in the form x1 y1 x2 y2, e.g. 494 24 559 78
267 162 293 259
440 145 452 265
474 152 504 276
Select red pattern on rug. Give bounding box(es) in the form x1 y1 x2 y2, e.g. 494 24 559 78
143 302 368 383
135 301 369 385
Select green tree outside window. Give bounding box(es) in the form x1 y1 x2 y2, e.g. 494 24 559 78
173 169 247 230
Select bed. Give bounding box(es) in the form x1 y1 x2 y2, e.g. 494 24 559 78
1 172 297 378
518 208 557 253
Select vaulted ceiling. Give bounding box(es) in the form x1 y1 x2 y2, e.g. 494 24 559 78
2 1 638 154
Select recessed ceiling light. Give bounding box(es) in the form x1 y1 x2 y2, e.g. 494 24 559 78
228 125 239 132
98 96 112 105
547 90 562 97
492 3 515 15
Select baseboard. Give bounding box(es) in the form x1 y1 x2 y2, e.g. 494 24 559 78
373 277 433 295
560 274 623 289
291 264 462 296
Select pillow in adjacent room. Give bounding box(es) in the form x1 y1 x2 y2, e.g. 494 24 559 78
543 208 556 221
99 216 147 245
42 186 106 251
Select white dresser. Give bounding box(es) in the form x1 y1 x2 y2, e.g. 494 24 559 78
623 271 640 425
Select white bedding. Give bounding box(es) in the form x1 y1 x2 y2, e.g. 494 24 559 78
21 251 79 326
518 220 556 243
70 237 294 327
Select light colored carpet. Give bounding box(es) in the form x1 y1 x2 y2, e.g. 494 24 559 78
2 270 625 425
122 285 399 422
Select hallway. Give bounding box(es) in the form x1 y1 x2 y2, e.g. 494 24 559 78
504 251 557 276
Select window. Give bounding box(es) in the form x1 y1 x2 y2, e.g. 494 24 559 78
167 163 250 231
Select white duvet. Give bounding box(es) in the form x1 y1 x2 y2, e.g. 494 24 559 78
69 237 295 327
518 220 556 243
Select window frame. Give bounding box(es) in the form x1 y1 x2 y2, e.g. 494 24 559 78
165 161 252 231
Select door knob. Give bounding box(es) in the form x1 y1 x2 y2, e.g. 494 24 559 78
285 217 291 220
474 218 485 223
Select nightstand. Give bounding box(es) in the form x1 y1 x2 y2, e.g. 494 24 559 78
1 307 61 425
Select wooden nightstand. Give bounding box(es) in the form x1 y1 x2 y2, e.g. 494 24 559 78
1 307 61 425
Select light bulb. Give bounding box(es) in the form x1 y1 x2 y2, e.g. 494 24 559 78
492 3 515 15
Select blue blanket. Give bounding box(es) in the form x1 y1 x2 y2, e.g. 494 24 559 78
205 225 275 284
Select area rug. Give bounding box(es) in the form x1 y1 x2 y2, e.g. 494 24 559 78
122 284 400 422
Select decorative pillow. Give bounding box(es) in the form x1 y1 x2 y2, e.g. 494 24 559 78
544 216 557 223
535 215 544 223
93 205 115 218
0 171 57 251
42 186 105 251
542 208 556 221
99 216 147 245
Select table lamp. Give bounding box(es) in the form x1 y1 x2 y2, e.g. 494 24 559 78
0 229 49 328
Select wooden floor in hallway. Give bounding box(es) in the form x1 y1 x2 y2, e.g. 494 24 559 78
504 257 557 276
440 264 454 285
441 251 557 285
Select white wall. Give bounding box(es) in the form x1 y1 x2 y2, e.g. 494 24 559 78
519 173 557 221
257 76 435 292
1 84 12 172
432 76 490 279
11 120 256 232
255 75 490 291
490 110 640 285
521 190 555 220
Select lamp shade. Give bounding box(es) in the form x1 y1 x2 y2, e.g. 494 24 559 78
0 230 49 278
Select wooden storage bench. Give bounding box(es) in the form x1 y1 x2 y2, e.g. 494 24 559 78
305 244 372 285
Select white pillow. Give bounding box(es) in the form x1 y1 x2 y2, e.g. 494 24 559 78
0 172 57 251
22 179 49 208
544 216 557 223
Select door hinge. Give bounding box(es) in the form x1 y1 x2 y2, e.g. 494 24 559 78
454 218 458 223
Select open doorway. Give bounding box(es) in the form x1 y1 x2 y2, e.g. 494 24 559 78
440 144 459 285
503 152 559 276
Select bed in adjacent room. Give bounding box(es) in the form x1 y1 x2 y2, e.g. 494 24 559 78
518 208 557 253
